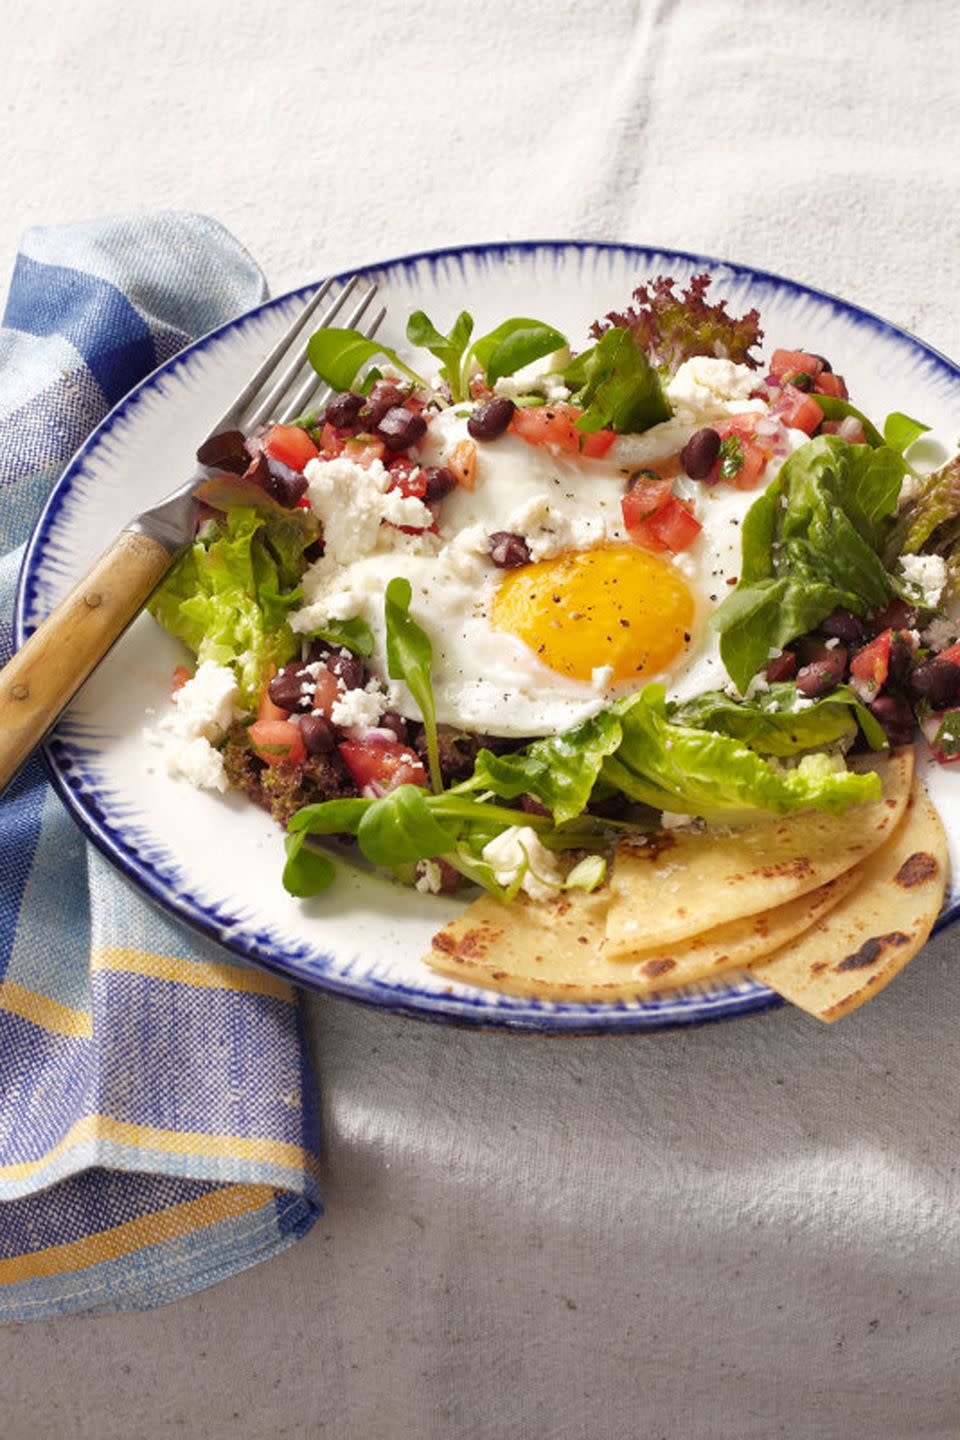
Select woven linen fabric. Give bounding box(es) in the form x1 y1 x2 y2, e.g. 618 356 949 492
0 214 322 1322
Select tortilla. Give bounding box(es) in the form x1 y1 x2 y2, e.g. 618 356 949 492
750 779 948 1021
424 867 860 1003
604 749 913 955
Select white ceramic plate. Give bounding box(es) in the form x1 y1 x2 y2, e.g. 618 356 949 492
16 242 960 1032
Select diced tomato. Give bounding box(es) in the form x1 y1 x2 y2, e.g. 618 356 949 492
643 496 703 552
922 709 960 765
624 489 702 554
387 457 428 499
772 384 824 436
510 403 581 453
813 371 849 399
262 423 319 474
342 437 387 468
821 417 867 444
770 349 825 382
580 428 617 459
621 477 674 532
448 438 478 490
258 686 288 724
850 630 891 696
312 668 342 717
509 402 616 459
256 665 288 723
937 641 960 668
248 719 306 768
338 737 427 796
707 423 770 489
319 422 346 459
170 664 192 695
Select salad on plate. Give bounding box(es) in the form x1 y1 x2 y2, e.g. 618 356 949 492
144 273 960 1021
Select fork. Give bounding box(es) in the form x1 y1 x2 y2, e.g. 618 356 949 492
0 274 385 794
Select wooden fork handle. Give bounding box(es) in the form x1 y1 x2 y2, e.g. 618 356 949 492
0 530 174 793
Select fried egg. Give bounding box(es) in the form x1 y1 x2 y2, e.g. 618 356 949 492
292 364 803 737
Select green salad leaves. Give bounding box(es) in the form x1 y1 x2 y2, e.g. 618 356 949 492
148 504 317 707
711 436 905 693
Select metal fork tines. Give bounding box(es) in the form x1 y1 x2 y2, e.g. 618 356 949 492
129 274 385 551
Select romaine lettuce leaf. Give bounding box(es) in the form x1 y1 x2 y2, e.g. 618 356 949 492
669 683 887 756
600 686 882 817
712 436 903 692
148 505 316 707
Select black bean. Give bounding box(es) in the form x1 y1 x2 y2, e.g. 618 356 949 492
796 654 845 698
300 714 337 755
364 381 407 427
819 607 865 646
520 794 552 818
787 372 815 392
764 651 797 683
489 531 531 568
263 458 308 507
326 651 366 691
377 406 428 451
808 353 833 373
888 632 915 688
869 694 915 746
423 465 457 502
679 427 721 480
798 637 848 673
380 711 409 743
196 429 250 474
467 396 516 442
323 391 365 428
268 664 314 713
867 598 918 635
908 658 960 709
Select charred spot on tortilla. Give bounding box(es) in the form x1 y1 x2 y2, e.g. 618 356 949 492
893 852 939 888
642 957 676 978
757 857 815 881
835 931 910 972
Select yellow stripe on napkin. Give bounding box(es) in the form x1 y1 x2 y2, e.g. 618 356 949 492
0 1114 321 1185
0 1184 274 1284
90 947 295 1001
0 980 93 1039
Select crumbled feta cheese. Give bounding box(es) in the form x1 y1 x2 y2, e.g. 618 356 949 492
667 357 763 412
492 350 572 401
481 826 564 902
145 660 238 793
415 859 443 895
330 679 388 731
899 553 947 610
302 454 434 565
505 493 607 560
923 616 958 650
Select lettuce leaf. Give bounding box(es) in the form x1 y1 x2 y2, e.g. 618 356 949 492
148 505 316 707
464 709 623 823
590 273 764 375
600 686 881 818
712 436 903 692
669 683 887 756
562 328 672 435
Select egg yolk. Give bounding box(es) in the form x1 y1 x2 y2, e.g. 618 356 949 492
491 545 694 685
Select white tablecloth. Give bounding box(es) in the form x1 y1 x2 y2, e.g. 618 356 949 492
3 2 960 1435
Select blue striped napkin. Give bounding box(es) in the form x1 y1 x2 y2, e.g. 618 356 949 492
0 215 323 1321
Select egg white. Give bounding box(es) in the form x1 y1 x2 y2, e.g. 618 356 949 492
294 373 805 737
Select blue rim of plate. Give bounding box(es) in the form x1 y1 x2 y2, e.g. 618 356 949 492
14 239 960 1033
